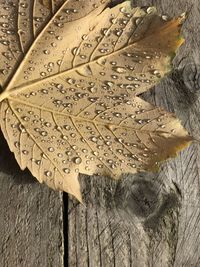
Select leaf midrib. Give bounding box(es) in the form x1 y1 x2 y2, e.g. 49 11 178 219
4 0 109 93
3 41 143 96
2 11 164 99
9 99 117 177
7 97 178 137
1 6 175 101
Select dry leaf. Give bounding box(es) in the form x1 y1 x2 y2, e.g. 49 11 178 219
0 0 192 202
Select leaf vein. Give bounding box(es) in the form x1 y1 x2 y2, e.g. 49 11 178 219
70 117 112 174
8 100 67 183
7 96 180 136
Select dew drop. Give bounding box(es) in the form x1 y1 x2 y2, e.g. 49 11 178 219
62 135 68 140
105 141 112 146
97 164 103 169
91 136 97 142
130 164 136 168
22 116 30 121
93 151 99 156
80 54 86 59
120 7 126 13
19 124 26 133
114 67 126 73
41 89 48 94
105 81 114 87
48 147 55 152
40 72 46 77
115 30 123 36
22 150 28 155
43 50 50 55
88 97 99 103
45 122 51 127
63 168 70 174
45 171 52 177
70 133 76 138
114 112 122 118
74 157 82 165
66 151 72 156
89 87 97 93
146 7 154 14
64 125 71 131
42 153 48 159
72 47 80 56
57 60 62 66
99 48 106 53
82 34 88 40
66 78 75 85
57 22 64 28
41 131 48 136
111 164 117 169
14 142 20 148
162 15 169 21
160 124 166 128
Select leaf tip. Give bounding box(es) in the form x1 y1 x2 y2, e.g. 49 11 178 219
150 135 193 172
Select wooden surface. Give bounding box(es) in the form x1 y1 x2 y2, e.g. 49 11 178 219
1 0 200 266
0 134 64 267
68 0 200 266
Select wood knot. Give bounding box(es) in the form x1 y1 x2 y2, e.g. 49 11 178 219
182 62 200 93
126 180 160 218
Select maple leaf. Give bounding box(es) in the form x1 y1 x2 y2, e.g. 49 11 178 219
0 0 192 202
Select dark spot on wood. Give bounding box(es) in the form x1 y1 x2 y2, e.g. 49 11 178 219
171 67 198 107
114 173 161 219
182 62 200 93
0 130 36 184
124 179 160 218
144 192 180 230
108 0 124 8
0 131 19 174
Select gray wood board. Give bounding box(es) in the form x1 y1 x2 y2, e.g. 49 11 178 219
0 0 200 267
0 135 64 267
68 0 200 266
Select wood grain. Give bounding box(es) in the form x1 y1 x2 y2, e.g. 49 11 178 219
0 134 64 267
0 1 200 266
68 0 200 266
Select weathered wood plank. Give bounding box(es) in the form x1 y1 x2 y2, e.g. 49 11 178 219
68 1 200 266
68 174 181 266
0 133 64 267
0 1 199 266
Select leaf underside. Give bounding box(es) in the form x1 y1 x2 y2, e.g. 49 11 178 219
0 0 192 201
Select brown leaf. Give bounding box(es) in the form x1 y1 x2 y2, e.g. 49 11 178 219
0 1 192 201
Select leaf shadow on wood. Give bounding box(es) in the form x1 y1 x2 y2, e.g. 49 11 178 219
0 131 36 184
